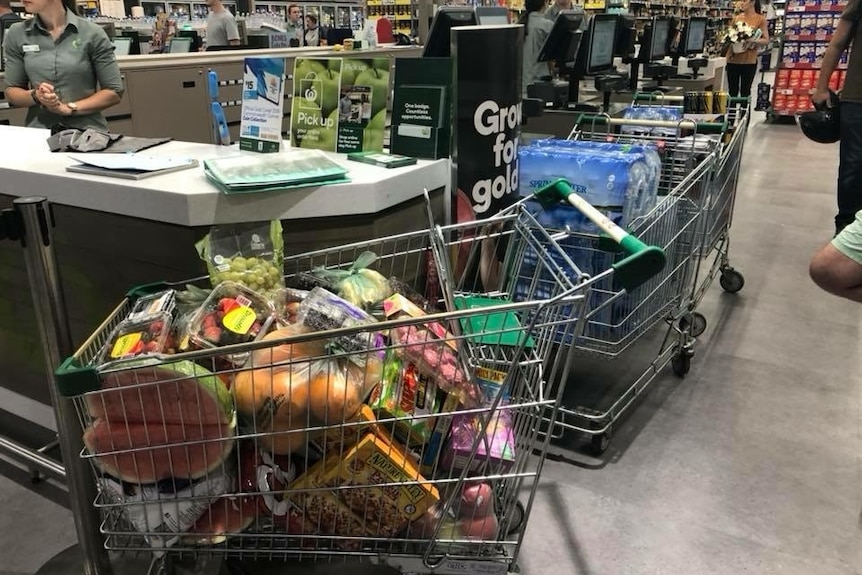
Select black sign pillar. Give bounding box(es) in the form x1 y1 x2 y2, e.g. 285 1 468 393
451 25 524 218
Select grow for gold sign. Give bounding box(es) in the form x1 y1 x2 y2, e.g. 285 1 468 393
451 25 524 216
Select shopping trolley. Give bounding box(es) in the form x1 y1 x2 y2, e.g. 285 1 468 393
537 113 725 453
53 193 664 574
627 93 750 335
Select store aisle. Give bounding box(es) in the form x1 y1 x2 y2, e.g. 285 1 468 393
1 114 860 575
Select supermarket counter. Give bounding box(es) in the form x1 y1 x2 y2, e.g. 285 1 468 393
0 125 449 423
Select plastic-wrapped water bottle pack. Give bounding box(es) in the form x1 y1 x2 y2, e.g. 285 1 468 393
619 106 684 137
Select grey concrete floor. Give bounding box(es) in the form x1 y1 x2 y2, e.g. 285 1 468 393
2 111 860 575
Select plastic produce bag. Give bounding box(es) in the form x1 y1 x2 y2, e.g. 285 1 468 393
196 221 285 296
306 251 392 309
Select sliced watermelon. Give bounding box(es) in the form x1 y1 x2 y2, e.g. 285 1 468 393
87 360 234 427
83 417 236 484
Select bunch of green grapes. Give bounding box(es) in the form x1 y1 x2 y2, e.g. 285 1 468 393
211 256 283 294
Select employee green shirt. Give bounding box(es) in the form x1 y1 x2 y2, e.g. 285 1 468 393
2 9 124 131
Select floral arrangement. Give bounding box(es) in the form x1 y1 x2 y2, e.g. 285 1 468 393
721 21 762 52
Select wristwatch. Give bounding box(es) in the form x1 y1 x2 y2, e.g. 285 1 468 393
68 102 79 115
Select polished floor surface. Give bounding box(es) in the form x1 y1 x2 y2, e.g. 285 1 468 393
1 111 860 575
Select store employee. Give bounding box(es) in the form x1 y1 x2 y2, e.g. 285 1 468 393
2 0 123 131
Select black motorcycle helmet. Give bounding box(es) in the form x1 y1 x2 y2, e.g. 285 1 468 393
799 90 841 144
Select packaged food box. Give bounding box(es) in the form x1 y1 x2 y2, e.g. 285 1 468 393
288 432 440 538
96 312 173 367
788 69 802 88
775 69 790 88
783 43 800 64
383 293 456 351
441 407 516 475
773 93 788 111
309 405 383 455
186 281 275 365
799 69 815 89
815 42 829 62
816 13 833 35
804 0 820 8
369 350 451 447
786 14 802 35
800 15 817 35
419 391 461 476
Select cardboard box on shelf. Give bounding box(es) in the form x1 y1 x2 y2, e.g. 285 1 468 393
773 93 788 110
776 69 790 88
783 43 800 64
800 14 818 35
800 69 815 89
789 69 802 88
785 14 802 35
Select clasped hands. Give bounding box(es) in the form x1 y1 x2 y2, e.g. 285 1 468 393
33 82 75 116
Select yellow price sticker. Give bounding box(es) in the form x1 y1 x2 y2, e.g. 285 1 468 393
111 332 143 358
584 0 606 8
223 306 256 335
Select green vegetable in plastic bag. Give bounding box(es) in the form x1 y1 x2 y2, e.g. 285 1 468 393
195 221 285 297
309 251 392 309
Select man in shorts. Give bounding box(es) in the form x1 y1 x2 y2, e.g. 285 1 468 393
810 213 862 301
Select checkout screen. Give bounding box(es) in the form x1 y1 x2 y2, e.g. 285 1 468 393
589 18 616 71
686 20 706 53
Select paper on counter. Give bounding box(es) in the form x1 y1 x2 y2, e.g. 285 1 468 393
68 154 197 172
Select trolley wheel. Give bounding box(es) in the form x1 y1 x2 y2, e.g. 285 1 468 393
679 312 707 337
590 432 611 455
30 468 42 484
672 353 692 377
719 268 745 293
505 501 527 536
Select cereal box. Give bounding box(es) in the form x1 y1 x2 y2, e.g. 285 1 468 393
804 0 820 8
816 13 834 36
815 42 828 62
289 433 439 538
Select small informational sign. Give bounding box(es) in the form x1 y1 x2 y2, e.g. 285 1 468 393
239 57 287 153
290 57 343 152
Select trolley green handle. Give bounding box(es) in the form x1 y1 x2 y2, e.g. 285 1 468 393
534 179 667 290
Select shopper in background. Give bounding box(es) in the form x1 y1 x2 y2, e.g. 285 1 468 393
545 0 572 22
285 3 302 43
813 0 862 234
2 0 122 131
0 0 22 49
205 0 239 48
303 13 320 46
810 216 862 302
520 0 553 96
725 0 769 98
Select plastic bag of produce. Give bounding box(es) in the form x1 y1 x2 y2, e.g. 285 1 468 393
196 220 285 296
306 251 392 309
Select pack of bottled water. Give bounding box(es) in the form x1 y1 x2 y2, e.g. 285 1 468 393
619 106 684 137
518 139 660 234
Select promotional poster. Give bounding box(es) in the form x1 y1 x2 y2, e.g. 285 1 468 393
451 26 524 216
290 57 388 154
239 57 287 153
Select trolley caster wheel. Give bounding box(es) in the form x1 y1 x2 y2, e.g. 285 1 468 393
679 312 707 337
590 432 611 455
505 501 527 535
672 353 692 377
719 268 745 293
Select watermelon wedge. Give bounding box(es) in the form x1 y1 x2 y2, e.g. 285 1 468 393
84 418 236 483
88 360 234 427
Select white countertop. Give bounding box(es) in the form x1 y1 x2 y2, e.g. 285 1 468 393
0 126 450 227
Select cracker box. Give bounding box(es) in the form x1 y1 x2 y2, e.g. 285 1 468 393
789 69 802 88
773 93 788 111
783 43 800 64
785 14 802 35
289 433 439 538
800 69 816 89
800 14 818 35
816 13 834 35
815 42 829 62
776 69 790 88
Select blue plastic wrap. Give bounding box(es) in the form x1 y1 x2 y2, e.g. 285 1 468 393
620 106 684 137
518 145 656 231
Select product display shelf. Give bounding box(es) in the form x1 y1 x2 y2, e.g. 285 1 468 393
367 0 415 35
628 0 710 26
251 1 364 30
769 0 847 118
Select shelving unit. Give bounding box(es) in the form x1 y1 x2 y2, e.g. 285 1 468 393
367 0 415 35
769 0 847 118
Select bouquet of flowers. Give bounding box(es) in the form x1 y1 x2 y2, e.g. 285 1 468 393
721 21 762 53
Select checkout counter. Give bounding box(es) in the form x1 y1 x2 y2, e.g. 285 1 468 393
0 125 448 436
0 44 422 143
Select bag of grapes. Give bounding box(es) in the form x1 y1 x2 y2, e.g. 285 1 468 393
196 221 285 297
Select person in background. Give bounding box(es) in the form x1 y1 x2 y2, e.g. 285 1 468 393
520 0 554 96
303 13 320 46
725 0 769 98
205 0 239 48
0 0 22 41
285 3 302 43
813 0 862 235
2 0 122 131
545 0 572 22
810 216 862 302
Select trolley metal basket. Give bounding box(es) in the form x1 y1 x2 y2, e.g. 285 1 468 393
54 199 663 574
532 114 724 453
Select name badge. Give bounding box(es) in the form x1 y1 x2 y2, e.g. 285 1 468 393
22 44 40 53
